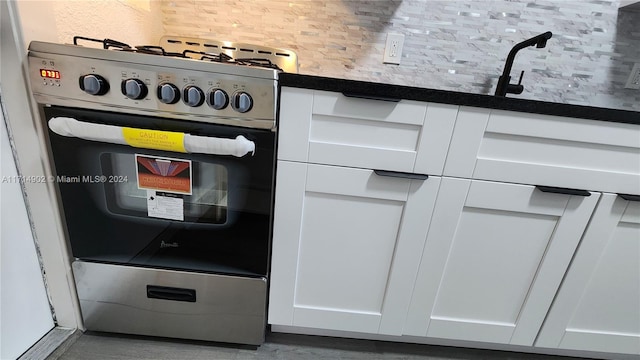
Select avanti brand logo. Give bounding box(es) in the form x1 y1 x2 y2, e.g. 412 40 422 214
160 241 179 248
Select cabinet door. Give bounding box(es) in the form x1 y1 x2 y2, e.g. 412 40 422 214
444 107 640 194
536 193 640 355
277 88 458 175
269 161 439 334
404 178 599 345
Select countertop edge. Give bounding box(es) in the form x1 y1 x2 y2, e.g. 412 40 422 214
278 73 640 125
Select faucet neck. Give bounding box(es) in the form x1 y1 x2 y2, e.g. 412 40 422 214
494 31 552 97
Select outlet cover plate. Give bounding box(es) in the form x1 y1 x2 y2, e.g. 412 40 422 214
383 33 404 65
625 63 640 89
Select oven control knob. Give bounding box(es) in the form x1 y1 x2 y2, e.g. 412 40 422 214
231 91 253 113
121 78 148 100
183 85 205 107
207 89 229 110
79 74 109 95
157 83 180 104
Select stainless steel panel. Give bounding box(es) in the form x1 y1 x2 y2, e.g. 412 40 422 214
72 261 267 345
160 36 299 74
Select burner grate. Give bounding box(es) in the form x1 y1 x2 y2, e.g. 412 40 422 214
73 36 133 51
232 58 283 71
183 50 233 62
135 45 186 58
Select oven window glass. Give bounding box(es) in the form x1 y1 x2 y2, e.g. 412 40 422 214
102 153 228 224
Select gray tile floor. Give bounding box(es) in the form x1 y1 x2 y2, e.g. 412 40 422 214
49 330 588 360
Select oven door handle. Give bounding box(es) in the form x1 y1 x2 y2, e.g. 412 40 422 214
48 117 256 157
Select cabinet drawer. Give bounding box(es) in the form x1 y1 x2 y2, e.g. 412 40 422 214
444 108 640 194
278 88 457 175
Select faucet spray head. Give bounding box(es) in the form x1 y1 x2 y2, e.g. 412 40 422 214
535 31 553 48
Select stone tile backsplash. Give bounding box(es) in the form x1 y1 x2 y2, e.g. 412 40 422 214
162 0 640 111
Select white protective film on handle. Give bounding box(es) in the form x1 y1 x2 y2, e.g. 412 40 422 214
48 117 255 157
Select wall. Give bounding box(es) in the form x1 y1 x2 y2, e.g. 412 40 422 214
0 6 55 357
162 0 640 112
7 0 82 330
15 0 162 47
1 5 56 358
52 0 164 46
0 103 55 359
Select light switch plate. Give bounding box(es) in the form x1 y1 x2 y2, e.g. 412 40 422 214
625 63 640 89
383 33 404 65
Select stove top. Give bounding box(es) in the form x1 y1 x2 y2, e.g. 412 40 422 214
27 36 298 130
72 36 298 73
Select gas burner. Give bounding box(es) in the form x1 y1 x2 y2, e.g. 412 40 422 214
195 53 283 71
183 50 233 62
233 58 283 71
135 45 186 58
180 50 282 71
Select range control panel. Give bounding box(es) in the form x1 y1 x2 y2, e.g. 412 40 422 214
29 52 277 129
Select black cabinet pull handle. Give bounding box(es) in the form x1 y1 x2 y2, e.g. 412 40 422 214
342 92 401 102
374 170 429 180
536 185 590 197
147 285 196 303
619 193 640 202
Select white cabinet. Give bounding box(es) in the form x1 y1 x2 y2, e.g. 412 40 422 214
444 107 640 195
269 87 452 335
277 88 458 175
404 178 600 346
271 85 640 357
268 161 440 335
536 193 640 355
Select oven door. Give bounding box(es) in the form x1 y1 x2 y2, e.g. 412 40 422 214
43 106 275 277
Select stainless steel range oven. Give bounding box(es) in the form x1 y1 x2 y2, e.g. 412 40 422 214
27 37 296 345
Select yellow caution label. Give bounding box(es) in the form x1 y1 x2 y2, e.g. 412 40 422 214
122 128 186 153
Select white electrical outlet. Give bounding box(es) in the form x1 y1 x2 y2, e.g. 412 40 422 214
625 63 640 89
383 33 404 65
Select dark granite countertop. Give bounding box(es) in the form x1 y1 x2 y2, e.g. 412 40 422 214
278 73 640 125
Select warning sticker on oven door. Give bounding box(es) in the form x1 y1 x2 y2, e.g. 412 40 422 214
147 190 184 221
135 154 192 195
123 127 186 153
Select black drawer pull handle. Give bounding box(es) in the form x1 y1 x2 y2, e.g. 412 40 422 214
342 92 401 103
536 186 590 197
619 194 640 202
374 170 429 180
147 285 196 303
